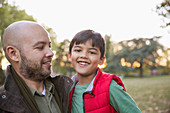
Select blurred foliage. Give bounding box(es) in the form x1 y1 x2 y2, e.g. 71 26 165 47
0 0 35 37
104 35 114 62
157 48 170 75
104 36 165 77
156 0 170 27
53 39 74 76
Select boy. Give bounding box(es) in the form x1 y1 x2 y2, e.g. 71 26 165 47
68 30 141 113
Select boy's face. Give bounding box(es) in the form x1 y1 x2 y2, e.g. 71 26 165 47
69 39 105 77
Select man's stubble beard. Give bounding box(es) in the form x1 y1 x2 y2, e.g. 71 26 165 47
19 53 52 81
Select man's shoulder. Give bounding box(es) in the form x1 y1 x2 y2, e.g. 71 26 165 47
48 74 73 84
50 74 71 80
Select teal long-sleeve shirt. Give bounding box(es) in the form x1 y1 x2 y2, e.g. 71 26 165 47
71 80 141 113
109 80 141 113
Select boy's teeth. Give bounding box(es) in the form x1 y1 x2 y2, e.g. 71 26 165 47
79 62 87 65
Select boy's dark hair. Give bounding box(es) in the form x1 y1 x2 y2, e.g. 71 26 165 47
69 29 105 58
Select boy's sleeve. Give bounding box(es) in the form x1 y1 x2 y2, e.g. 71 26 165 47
109 80 141 113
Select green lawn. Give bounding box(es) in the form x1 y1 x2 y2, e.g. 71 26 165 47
123 75 170 113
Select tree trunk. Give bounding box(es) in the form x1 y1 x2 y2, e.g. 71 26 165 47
139 62 143 77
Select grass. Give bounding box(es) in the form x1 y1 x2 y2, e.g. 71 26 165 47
123 75 170 113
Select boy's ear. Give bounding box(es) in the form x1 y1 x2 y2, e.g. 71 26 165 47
6 46 20 62
68 52 72 62
99 56 105 65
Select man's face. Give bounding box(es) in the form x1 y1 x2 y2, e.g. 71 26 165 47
19 25 54 81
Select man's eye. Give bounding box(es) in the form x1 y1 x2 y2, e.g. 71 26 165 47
37 46 44 50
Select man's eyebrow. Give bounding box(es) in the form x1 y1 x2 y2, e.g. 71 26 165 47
33 41 46 47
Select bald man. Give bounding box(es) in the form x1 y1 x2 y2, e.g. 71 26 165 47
0 21 73 113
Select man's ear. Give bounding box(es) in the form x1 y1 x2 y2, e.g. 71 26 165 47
6 46 20 62
68 52 72 62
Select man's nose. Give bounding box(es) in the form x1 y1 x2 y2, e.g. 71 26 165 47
46 48 54 58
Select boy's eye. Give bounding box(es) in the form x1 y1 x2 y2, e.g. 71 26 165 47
74 49 81 52
89 51 96 54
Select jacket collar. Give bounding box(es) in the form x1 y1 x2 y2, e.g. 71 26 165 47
4 65 22 96
71 68 102 92
0 65 33 113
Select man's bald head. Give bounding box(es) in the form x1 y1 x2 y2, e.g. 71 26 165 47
2 21 49 63
2 21 45 52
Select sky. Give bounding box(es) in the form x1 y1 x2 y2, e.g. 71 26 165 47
10 0 170 48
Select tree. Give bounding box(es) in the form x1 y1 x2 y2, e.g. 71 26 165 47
104 35 114 61
157 47 170 75
156 0 170 27
0 0 35 37
0 0 35 84
105 36 164 77
53 39 74 76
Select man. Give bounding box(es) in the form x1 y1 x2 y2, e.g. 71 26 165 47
0 21 73 113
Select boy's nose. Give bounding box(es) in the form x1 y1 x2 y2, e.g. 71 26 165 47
80 52 88 58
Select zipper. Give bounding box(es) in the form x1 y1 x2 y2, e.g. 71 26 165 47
83 91 95 113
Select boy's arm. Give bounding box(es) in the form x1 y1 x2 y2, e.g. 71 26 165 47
109 80 141 113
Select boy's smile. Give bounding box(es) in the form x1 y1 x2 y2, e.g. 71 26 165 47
77 61 89 67
69 39 104 77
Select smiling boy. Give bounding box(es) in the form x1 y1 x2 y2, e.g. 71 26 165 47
68 30 141 113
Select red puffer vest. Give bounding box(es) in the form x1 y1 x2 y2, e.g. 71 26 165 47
69 68 126 113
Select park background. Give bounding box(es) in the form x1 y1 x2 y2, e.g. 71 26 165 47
0 0 170 112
